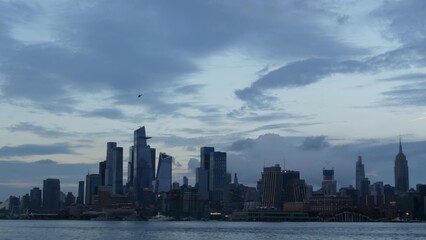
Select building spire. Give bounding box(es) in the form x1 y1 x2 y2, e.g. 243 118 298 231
399 136 403 154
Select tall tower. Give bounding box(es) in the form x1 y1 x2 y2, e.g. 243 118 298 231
209 151 227 202
355 155 365 191
155 152 172 193
395 138 409 194
196 147 215 200
322 168 337 195
104 142 117 187
261 164 283 210
42 178 61 211
112 147 123 194
132 126 155 205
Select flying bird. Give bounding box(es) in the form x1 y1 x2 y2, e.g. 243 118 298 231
138 94 142 98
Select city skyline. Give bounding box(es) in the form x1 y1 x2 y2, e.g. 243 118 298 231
1 0 426 199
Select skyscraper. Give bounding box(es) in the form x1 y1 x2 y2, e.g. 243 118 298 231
322 168 337 195
112 147 123 194
261 164 283 210
356 155 365 191
132 126 156 205
209 151 227 202
42 178 60 211
30 187 42 211
128 146 135 187
77 181 84 204
155 152 172 193
85 174 101 205
104 142 117 190
196 147 215 201
395 138 409 194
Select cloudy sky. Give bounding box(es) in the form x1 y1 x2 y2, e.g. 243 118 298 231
1 0 426 200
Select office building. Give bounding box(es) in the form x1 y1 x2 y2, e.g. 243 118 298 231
76 181 84 204
322 168 337 195
155 152 172 193
112 146 123 194
30 187 42 210
356 155 365 191
42 178 61 211
132 126 156 206
209 151 227 202
105 142 117 187
261 164 283 210
395 138 409 195
85 174 101 205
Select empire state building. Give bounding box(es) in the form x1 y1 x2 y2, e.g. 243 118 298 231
394 138 409 194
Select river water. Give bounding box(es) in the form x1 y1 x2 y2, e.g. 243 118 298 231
1 220 425 240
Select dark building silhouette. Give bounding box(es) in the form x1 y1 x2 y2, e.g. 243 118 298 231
30 187 42 211
42 178 61 211
85 174 101 205
132 126 156 206
395 138 409 195
99 160 106 186
77 181 84 204
261 164 283 210
65 192 75 206
356 155 365 191
209 151 227 203
322 168 337 195
112 146 123 194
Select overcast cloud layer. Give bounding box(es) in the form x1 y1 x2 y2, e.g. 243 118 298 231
1 0 426 200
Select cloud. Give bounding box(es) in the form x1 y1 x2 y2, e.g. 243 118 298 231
0 143 76 158
300 136 330 151
187 158 199 174
82 108 128 120
0 0 363 117
7 122 74 138
228 138 255 152
174 84 205 95
235 58 368 108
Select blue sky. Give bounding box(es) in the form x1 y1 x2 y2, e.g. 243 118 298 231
1 0 426 200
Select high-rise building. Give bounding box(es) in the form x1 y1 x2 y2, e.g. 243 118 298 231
209 151 227 202
99 160 106 186
65 192 75 206
196 147 215 201
261 164 283 210
77 181 84 204
85 174 101 205
155 152 172 193
322 168 337 195
282 170 306 202
395 138 409 195
233 173 238 185
42 178 61 211
132 126 156 206
183 176 189 187
105 142 117 187
30 187 42 211
128 146 135 187
112 147 123 194
356 155 365 191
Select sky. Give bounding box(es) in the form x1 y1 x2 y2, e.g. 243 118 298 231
1 0 426 201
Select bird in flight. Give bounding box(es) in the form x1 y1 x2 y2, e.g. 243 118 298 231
138 94 142 98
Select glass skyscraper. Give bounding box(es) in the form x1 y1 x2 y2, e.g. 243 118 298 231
155 153 172 193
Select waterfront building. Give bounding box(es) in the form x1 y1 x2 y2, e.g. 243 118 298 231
155 152 172 193
77 181 84 204
261 164 283 210
85 174 101 205
395 138 409 195
209 151 227 203
112 146 123 194
99 160 106 186
30 187 42 210
105 142 117 188
322 168 337 195
43 178 61 211
132 126 156 206
355 155 365 191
